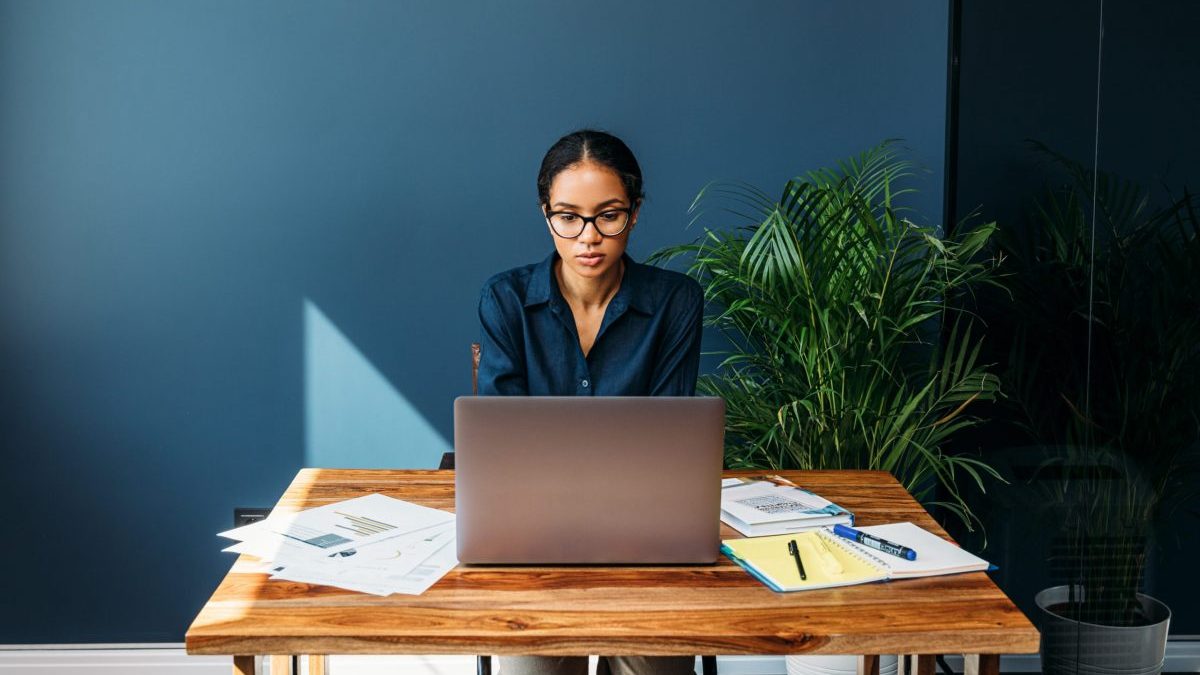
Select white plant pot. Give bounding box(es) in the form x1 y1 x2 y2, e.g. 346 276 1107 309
785 654 899 675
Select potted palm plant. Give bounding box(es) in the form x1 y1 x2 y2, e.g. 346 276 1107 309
986 144 1200 674
651 141 1003 527
650 142 1005 674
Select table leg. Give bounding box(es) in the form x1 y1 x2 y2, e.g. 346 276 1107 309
963 654 999 675
268 655 293 674
233 655 256 675
857 655 881 675
308 655 329 675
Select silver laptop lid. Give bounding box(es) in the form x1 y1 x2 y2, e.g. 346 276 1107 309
454 396 725 564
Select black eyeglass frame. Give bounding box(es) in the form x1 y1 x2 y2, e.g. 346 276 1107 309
544 207 634 239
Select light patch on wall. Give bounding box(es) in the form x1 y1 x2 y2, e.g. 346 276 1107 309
304 299 449 468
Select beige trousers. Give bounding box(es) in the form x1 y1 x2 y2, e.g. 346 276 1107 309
496 655 696 675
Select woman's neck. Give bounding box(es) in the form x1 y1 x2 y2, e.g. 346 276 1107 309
554 255 625 311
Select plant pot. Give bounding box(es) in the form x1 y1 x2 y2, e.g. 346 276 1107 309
785 654 898 675
1036 585 1170 675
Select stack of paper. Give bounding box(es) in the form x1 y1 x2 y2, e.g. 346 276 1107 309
218 493 458 596
720 476 854 537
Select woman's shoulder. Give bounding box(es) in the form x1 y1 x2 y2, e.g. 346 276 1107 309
629 258 703 310
479 254 552 309
481 260 538 295
637 261 700 288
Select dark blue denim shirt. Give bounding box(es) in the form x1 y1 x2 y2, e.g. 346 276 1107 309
477 250 703 396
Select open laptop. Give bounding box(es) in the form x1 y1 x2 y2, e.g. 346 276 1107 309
454 396 725 564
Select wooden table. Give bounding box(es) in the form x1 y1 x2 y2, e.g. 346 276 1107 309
186 469 1039 675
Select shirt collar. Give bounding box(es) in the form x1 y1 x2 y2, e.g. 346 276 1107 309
523 250 653 315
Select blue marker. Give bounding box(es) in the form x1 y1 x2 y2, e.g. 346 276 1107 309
833 524 917 561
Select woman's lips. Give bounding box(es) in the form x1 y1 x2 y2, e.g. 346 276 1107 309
576 253 605 267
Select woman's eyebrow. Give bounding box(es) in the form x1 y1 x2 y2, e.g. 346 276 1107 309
552 198 626 209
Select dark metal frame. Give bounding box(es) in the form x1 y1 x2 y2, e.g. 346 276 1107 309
476 655 717 674
942 0 963 235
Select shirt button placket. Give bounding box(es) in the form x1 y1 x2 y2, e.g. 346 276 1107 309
577 349 593 394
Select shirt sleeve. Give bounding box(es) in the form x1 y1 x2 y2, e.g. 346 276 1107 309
647 277 704 396
476 282 529 396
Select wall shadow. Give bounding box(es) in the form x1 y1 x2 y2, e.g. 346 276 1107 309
304 299 449 470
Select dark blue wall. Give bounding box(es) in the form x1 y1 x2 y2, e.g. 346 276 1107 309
0 1 949 643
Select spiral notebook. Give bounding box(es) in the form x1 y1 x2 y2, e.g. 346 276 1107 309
721 522 991 592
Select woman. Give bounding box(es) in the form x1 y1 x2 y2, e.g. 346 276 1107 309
476 129 704 675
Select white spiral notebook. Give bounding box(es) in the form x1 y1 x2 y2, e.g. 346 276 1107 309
721 522 992 592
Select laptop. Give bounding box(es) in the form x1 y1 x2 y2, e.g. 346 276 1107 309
454 396 725 564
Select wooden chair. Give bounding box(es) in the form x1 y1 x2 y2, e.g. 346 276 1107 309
446 343 717 675
438 343 480 470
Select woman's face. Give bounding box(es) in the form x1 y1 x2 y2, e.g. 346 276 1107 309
542 160 638 282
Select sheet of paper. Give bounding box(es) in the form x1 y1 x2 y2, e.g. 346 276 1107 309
218 517 275 542
334 522 455 576
220 493 453 555
383 538 460 595
223 534 329 562
843 522 990 577
220 494 460 597
271 521 455 578
268 535 459 596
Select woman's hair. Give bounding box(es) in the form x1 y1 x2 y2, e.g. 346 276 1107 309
537 129 645 211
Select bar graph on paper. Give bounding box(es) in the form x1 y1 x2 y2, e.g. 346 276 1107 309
279 512 400 549
257 493 456 555
334 511 399 537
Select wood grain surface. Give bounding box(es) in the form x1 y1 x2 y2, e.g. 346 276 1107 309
185 469 1038 657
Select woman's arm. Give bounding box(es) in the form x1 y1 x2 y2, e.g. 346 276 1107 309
647 278 704 396
476 282 529 396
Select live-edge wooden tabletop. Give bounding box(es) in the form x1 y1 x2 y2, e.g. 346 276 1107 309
185 469 1039 657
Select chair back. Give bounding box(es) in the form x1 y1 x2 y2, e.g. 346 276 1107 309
440 342 481 470
471 342 481 395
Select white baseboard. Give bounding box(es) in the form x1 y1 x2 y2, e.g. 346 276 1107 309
0 649 779 675
2 641 1199 674
0 645 230 673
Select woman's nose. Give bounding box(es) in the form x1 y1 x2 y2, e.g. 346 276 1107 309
578 220 603 243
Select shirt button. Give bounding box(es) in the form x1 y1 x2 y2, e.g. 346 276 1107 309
581 379 590 388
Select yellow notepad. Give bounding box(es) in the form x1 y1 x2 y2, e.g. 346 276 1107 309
722 529 889 591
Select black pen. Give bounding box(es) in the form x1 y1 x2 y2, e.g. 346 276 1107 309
788 539 807 581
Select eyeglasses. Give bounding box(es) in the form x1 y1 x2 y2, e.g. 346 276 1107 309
545 207 632 239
